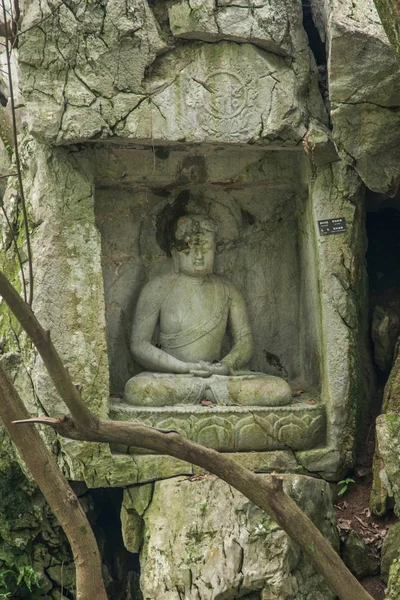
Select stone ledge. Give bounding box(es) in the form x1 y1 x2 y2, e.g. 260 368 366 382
101 450 307 487
109 400 326 452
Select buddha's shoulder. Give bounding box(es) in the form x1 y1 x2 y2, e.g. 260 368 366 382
139 273 177 297
212 275 242 297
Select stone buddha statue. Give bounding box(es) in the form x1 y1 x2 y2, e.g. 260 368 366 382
124 212 292 407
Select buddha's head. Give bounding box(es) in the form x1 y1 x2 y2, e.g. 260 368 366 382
171 214 216 277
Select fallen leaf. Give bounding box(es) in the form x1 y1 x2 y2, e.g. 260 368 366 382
200 399 216 407
338 518 352 531
188 473 208 481
356 468 370 478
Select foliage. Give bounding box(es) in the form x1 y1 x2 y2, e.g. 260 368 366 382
337 478 356 497
0 564 40 598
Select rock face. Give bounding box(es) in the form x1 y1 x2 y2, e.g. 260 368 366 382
371 341 400 517
2 0 399 594
381 522 400 584
372 306 400 373
19 0 167 143
342 531 379 578
124 474 338 600
168 0 306 56
311 0 400 194
18 0 324 147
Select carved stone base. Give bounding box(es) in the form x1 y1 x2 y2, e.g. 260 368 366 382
109 400 326 452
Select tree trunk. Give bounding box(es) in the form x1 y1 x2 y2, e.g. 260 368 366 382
0 365 108 600
374 0 400 57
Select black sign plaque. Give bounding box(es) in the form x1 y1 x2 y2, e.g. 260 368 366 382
318 217 347 236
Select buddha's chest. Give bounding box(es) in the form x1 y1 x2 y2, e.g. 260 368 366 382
160 279 228 333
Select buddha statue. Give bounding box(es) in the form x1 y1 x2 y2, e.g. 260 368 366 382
124 212 292 407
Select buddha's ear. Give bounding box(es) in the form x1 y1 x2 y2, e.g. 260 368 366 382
171 249 180 274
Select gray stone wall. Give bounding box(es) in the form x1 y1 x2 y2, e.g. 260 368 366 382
0 0 379 483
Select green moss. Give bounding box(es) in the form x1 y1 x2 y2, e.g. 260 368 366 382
373 0 400 60
0 438 36 530
0 107 13 158
189 7 202 25
370 452 388 517
0 195 34 357
387 557 400 599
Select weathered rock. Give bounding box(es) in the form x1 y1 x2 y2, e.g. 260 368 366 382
137 474 338 600
371 443 391 517
121 483 153 553
114 41 313 145
372 306 400 373
371 343 400 515
383 341 400 413
371 413 400 516
387 555 400 600
18 0 326 146
342 531 379 578
296 160 372 479
381 521 400 583
19 0 167 143
168 0 308 57
46 563 75 592
312 0 400 194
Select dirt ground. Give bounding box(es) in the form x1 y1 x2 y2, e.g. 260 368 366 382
334 390 397 600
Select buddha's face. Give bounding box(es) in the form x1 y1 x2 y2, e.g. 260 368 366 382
174 231 215 277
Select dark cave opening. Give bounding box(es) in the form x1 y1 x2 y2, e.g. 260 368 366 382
87 487 142 600
366 188 400 393
302 0 327 67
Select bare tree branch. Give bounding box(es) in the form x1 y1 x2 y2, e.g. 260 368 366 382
0 270 374 600
0 271 99 430
0 364 108 600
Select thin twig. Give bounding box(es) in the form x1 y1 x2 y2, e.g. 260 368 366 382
1 0 33 305
13 416 64 424
1 204 27 302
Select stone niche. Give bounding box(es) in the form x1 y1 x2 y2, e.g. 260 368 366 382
93 143 326 456
59 126 367 485
95 146 319 394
